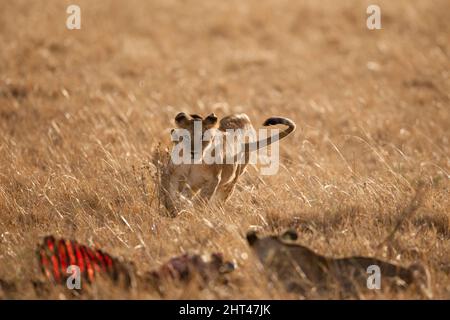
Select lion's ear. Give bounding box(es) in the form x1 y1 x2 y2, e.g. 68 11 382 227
281 229 298 241
203 113 218 129
246 230 259 246
175 112 190 128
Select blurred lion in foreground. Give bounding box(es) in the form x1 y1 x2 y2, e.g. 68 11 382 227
247 230 432 299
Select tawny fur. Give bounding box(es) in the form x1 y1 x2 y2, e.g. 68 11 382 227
247 230 431 298
162 112 296 216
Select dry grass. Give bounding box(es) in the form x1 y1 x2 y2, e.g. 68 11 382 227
0 0 449 299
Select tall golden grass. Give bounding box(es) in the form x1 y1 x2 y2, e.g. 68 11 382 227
0 0 448 299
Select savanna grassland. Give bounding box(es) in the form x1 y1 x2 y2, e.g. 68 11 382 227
0 0 449 299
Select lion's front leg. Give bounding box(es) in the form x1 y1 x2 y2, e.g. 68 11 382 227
215 183 236 203
197 175 221 203
162 175 181 217
163 174 194 217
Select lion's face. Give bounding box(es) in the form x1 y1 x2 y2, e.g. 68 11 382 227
246 229 298 263
173 112 218 160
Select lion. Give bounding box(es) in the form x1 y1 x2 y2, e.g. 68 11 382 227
161 112 296 216
246 230 431 298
